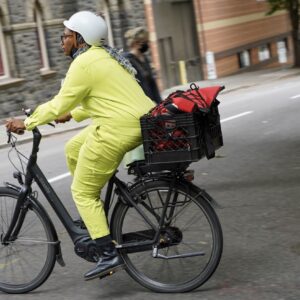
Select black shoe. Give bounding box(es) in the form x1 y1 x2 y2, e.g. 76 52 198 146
84 242 124 281
74 218 87 229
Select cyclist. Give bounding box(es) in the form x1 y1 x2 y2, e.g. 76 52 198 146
5 11 155 280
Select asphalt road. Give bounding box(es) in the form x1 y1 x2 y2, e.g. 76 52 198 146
0 75 299 299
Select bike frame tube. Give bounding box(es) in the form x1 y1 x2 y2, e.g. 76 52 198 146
31 164 88 242
4 126 181 250
112 176 158 231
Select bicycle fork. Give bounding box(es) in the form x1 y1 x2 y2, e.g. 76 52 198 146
2 149 38 245
2 185 30 245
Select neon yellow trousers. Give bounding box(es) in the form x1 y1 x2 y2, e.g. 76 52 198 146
65 123 142 239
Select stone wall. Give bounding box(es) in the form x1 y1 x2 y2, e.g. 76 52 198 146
0 0 146 119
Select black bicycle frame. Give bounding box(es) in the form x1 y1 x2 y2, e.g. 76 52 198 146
3 127 177 250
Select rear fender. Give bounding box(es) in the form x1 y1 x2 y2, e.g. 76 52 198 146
184 181 223 209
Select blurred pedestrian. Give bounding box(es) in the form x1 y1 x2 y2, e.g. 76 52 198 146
124 27 161 104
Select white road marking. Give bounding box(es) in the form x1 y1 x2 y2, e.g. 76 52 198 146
290 94 300 99
221 111 253 123
49 111 254 183
48 172 71 183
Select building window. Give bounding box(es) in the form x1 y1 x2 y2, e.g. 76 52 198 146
258 44 271 61
0 16 10 78
279 38 288 50
238 50 251 68
34 1 52 75
277 39 288 63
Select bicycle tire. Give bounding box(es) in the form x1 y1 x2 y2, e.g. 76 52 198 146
0 187 57 294
111 179 223 293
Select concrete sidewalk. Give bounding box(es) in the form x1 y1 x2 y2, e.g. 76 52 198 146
162 66 300 97
1 66 300 149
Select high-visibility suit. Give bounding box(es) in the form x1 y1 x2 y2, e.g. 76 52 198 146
24 46 155 239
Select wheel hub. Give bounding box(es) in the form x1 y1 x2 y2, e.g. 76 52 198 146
159 227 183 246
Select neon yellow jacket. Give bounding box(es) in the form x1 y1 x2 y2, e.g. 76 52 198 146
24 46 155 130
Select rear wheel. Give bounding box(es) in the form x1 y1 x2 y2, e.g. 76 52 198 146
0 187 57 294
112 180 223 293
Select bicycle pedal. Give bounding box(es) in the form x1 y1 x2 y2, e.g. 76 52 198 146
99 270 115 280
98 265 125 280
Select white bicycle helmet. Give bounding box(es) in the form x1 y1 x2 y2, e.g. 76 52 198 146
63 11 108 46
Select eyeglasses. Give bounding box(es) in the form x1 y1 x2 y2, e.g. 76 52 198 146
60 34 73 43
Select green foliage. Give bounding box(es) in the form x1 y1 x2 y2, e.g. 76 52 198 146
267 0 300 66
267 0 299 15
267 0 287 14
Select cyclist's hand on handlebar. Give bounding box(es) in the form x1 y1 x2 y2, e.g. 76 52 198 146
55 112 72 124
5 118 26 135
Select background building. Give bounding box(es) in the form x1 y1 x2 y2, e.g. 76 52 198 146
146 0 292 89
0 0 293 118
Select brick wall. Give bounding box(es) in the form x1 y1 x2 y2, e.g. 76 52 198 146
194 0 292 79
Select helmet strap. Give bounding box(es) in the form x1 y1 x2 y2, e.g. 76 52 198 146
73 32 79 49
70 32 90 59
69 32 79 59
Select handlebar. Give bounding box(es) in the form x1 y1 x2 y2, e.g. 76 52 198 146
7 108 55 159
6 123 41 185
22 108 42 157
31 127 42 156
6 109 59 186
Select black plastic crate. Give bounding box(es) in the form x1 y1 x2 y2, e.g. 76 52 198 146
140 113 205 164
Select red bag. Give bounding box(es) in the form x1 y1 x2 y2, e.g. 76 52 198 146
151 83 224 117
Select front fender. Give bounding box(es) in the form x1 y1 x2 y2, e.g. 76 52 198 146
4 182 65 267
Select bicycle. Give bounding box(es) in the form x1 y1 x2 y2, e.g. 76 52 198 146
0 112 223 294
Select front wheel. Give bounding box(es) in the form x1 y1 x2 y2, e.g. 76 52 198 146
112 179 223 293
0 187 57 294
